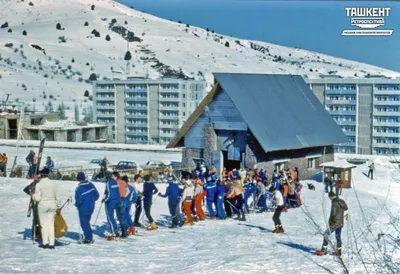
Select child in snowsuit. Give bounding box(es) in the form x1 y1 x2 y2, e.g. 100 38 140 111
159 176 180 228
205 177 216 219
123 175 138 235
143 174 159 230
75 172 100 244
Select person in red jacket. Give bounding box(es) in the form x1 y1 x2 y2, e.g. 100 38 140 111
113 172 128 238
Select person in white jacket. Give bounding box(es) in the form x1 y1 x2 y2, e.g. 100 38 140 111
32 172 60 249
181 175 195 225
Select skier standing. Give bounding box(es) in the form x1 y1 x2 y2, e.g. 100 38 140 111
269 186 284 233
181 174 195 226
26 150 37 178
102 171 120 238
158 176 180 228
32 169 60 249
143 174 158 230
215 180 227 219
114 172 129 237
368 162 375 180
316 192 348 256
123 175 138 235
193 178 205 221
132 174 143 227
75 172 99 244
205 177 216 219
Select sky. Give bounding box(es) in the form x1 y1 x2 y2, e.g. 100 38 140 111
117 0 400 72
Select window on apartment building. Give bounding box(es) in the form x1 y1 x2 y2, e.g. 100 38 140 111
182 103 186 107
183 112 186 116
182 94 186 99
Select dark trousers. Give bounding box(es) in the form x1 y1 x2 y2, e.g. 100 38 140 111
134 199 142 224
144 203 154 223
125 203 133 227
79 210 94 241
368 169 373 180
272 205 284 227
224 198 232 217
168 202 178 226
323 227 342 248
235 195 244 215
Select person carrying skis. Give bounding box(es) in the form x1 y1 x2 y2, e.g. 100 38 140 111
269 186 284 233
158 176 180 228
132 174 143 227
75 172 99 244
205 177 216 219
143 174 158 230
316 192 348 257
227 181 246 221
23 177 42 241
31 169 60 249
122 175 138 235
102 171 121 239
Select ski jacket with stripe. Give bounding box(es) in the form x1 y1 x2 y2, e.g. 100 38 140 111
126 184 139 206
160 182 180 204
205 181 216 201
143 181 158 205
75 180 99 214
104 178 120 203
216 184 227 197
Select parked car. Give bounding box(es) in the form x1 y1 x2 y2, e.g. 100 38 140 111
141 160 167 169
113 161 139 170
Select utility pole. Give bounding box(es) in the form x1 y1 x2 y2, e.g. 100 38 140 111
4 93 11 108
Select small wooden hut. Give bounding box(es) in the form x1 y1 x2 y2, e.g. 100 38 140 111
320 160 356 188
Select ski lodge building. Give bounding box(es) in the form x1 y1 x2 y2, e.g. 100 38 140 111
166 73 348 179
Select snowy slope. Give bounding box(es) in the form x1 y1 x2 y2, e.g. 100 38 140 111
0 152 399 273
0 0 399 119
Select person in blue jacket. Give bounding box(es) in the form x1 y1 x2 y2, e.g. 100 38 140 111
159 176 180 228
216 179 227 219
243 179 254 213
143 174 159 230
205 177 216 219
122 175 138 235
102 171 120 238
75 172 99 244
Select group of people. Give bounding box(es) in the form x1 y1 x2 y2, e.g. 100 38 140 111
26 150 54 178
0 152 8 176
23 161 348 256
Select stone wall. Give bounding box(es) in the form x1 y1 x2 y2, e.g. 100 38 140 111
203 123 217 166
181 148 202 171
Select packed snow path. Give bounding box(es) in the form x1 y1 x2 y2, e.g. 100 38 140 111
0 162 399 273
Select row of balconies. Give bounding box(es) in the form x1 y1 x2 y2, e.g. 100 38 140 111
325 99 356 105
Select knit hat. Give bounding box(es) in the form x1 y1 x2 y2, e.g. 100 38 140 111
77 172 86 182
328 191 336 198
144 174 151 181
269 186 276 192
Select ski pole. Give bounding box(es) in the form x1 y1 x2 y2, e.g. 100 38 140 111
93 201 103 226
77 208 83 243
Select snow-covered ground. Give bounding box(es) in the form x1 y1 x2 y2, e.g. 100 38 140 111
0 151 399 273
1 0 399 120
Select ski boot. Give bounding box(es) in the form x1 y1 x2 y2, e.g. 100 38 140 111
183 221 194 226
146 222 158 231
331 248 342 257
272 226 284 233
193 216 199 222
127 226 136 235
107 230 121 241
134 221 143 227
315 246 328 256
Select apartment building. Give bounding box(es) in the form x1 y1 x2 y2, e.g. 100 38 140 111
93 78 206 145
307 77 400 156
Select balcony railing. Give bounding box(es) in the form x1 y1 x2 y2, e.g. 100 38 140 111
374 89 400 95
325 100 357 105
335 120 356 126
373 121 400 127
126 97 147 102
125 106 148 110
328 110 356 115
373 132 400 137
373 100 400 106
373 109 400 116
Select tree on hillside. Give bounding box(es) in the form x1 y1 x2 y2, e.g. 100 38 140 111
105 34 111 41
124 50 132 61
57 102 66 119
84 22 89 26
225 41 230 47
22 30 27 36
84 90 89 97
88 73 97 81
74 103 79 121
91 5 95 10
56 23 62 30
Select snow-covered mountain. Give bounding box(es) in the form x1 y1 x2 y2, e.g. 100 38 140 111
0 0 399 118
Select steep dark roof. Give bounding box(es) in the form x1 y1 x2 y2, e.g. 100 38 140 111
167 73 347 152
